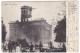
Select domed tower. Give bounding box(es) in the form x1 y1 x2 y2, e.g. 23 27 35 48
21 6 32 22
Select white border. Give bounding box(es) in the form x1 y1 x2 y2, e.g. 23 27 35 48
0 0 79 53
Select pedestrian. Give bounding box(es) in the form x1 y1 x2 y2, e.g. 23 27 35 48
29 42 34 52
49 41 53 49
8 40 13 52
62 43 66 52
39 41 43 52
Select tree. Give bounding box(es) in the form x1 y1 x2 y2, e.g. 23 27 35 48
2 19 6 43
54 16 66 42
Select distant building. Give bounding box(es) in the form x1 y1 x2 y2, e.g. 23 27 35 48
9 6 52 44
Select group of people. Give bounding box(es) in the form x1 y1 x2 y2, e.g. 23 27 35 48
2 40 66 52
2 40 44 52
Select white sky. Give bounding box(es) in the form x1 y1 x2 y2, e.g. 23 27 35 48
2 1 66 42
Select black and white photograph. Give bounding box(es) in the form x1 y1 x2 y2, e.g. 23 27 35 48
2 1 66 52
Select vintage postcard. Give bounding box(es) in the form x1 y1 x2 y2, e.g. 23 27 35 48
1 0 79 53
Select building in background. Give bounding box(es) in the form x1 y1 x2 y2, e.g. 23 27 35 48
9 6 52 44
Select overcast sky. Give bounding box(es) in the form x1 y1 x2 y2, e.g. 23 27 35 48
2 1 66 43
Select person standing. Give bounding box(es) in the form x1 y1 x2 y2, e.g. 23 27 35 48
39 41 43 52
29 42 34 52
62 43 66 52
49 41 53 49
8 40 13 52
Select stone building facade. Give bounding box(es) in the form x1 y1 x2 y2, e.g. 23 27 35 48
9 6 52 44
